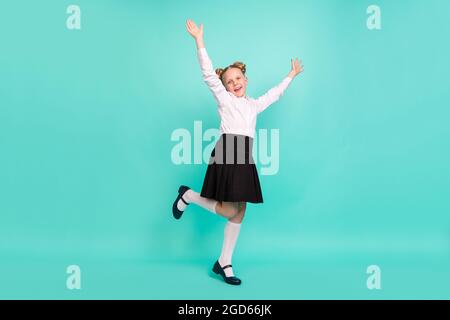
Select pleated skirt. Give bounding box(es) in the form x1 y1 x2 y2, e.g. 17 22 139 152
200 133 263 203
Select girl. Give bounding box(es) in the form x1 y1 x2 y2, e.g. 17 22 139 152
172 19 303 285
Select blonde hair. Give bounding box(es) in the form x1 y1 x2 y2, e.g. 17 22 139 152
215 61 246 83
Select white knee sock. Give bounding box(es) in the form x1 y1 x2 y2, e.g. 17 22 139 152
218 221 241 277
177 189 217 214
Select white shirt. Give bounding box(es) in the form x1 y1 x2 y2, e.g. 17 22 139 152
197 48 292 138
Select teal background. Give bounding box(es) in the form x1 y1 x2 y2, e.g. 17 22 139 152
1 0 449 299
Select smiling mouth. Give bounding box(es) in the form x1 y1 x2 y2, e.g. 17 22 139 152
234 86 242 92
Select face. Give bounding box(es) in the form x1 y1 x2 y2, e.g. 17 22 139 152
222 67 248 97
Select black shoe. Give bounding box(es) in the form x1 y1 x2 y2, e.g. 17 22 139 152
212 260 241 285
172 185 190 220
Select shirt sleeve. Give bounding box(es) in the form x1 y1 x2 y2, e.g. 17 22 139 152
197 48 230 106
254 76 292 114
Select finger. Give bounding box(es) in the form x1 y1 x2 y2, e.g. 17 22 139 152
200 24 203 32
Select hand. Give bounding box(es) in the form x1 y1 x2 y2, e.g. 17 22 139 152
186 19 204 40
287 58 304 79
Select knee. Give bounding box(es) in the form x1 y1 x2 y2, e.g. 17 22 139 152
230 211 244 223
227 205 239 218
218 202 239 218
230 202 246 222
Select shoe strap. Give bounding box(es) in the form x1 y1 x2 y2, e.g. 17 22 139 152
180 196 189 205
222 264 232 270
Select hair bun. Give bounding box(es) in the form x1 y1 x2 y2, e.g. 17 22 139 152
231 61 246 74
215 68 225 78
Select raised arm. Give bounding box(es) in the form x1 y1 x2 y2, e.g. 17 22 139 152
186 19 205 50
186 19 230 105
255 58 304 114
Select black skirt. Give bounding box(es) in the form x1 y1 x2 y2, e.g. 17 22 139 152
200 133 263 203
